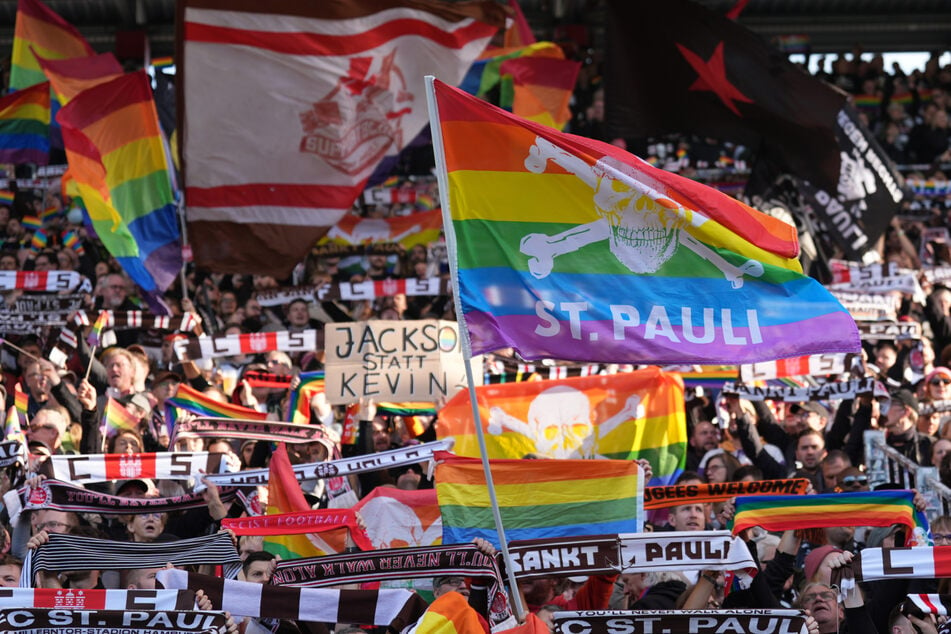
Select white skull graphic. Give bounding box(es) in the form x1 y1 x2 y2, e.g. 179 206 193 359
593 157 688 274
526 386 595 459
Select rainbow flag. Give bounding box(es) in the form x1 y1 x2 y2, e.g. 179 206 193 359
4 406 26 444
428 78 861 364
460 41 564 99
20 215 42 233
437 367 685 485
410 591 489 634
86 310 110 347
10 0 94 91
502 0 535 49
499 55 581 130
378 401 437 437
731 490 930 545
30 228 47 251
0 191 14 206
151 56 174 69
167 383 268 421
435 450 643 547
0 81 50 165
101 396 138 438
13 385 28 419
264 443 350 558
35 51 124 106
57 70 181 306
62 229 84 255
285 371 324 424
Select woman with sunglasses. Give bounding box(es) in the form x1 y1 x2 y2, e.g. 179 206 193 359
924 367 951 402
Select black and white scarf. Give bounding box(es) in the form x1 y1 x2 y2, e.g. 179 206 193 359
20 479 239 515
47 452 231 484
552 610 808 634
0 588 195 610
0 608 228 634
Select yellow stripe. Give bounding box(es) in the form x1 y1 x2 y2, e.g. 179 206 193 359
436 473 637 508
449 171 598 223
101 136 167 185
1 103 48 121
694 218 801 271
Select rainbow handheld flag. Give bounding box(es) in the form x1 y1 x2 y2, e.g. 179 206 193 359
0 81 50 165
436 367 685 486
285 370 324 424
731 490 930 545
0 191 14 206
29 228 47 251
10 0 94 91
62 230 84 255
57 71 181 307
264 443 351 559
86 310 110 347
101 396 139 439
20 215 42 233
167 383 268 421
35 51 124 106
427 78 861 364
434 450 643 547
4 406 26 444
13 385 29 420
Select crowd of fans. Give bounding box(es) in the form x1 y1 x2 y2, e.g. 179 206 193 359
2 35 951 634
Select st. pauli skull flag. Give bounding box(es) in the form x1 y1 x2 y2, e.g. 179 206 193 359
426 78 860 364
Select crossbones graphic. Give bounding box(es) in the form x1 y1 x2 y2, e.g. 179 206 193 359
519 137 765 288
486 386 643 459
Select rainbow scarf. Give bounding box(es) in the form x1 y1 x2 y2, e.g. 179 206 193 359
732 490 930 545
101 396 138 438
10 0 94 91
0 81 50 165
264 444 350 558
57 70 181 306
166 383 268 421
285 370 324 424
436 367 686 486
429 78 860 364
434 450 643 547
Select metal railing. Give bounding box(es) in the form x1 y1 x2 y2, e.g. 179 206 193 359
864 429 951 521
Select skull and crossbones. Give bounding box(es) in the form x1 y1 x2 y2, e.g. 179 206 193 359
519 137 764 288
486 386 643 459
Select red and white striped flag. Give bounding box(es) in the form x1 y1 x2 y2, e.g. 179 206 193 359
181 0 504 276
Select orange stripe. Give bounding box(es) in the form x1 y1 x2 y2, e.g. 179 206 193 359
443 119 583 174
15 13 91 59
437 453 638 487
81 101 161 156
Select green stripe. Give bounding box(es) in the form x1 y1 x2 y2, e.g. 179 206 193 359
440 497 637 530
262 540 301 561
453 219 800 282
111 170 173 223
9 66 47 90
0 119 48 136
602 442 686 476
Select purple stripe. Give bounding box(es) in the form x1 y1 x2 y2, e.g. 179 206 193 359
464 310 859 364
0 148 48 164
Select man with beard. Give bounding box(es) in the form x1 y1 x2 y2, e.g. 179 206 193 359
686 420 719 472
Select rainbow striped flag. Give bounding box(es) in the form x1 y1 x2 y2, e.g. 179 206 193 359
4 406 26 444
30 228 47 251
10 0 94 91
20 215 42 233
57 70 181 306
502 0 535 49
437 367 685 486
264 443 350 558
167 383 268 421
499 55 581 130
460 41 564 100
434 450 643 547
410 591 490 634
151 56 174 69
428 78 861 364
0 191 14 206
62 229 84 255
732 490 930 545
101 396 138 438
0 81 50 165
14 385 29 419
285 371 324 424
35 51 124 106
86 310 110 347
378 402 437 437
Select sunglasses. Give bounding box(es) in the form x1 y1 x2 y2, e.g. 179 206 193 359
931 378 951 386
841 475 868 486
934 533 951 541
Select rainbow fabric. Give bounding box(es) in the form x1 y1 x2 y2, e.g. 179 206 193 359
167 383 268 421
57 70 181 305
0 191 14 206
429 78 861 364
460 41 563 100
499 55 580 130
10 0 94 91
20 215 42 233
731 490 930 544
151 56 174 69
285 371 324 424
434 450 643 547
4 406 26 444
0 81 50 165
101 396 138 438
13 386 28 419
502 0 535 49
35 51 124 106
411 591 489 634
436 367 686 486
62 230 84 255
86 310 109 347
29 228 47 251
264 443 349 558
377 402 437 437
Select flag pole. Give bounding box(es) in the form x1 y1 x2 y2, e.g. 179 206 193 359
424 75 525 621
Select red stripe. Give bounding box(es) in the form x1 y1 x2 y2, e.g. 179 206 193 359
185 17 495 57
934 546 951 577
186 183 360 208
920 595 942 615
17 0 95 54
57 72 152 131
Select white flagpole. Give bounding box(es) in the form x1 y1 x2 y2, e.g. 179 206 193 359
424 75 525 621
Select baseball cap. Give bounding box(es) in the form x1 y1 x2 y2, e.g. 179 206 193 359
925 367 951 384
803 545 842 581
115 478 157 497
121 393 152 417
889 388 920 414
151 371 182 387
790 402 830 419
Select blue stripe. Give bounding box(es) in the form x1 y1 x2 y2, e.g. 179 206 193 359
443 518 640 549
0 133 48 151
457 266 849 327
459 60 488 95
126 202 180 259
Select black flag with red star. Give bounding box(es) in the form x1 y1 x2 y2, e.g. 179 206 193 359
604 0 846 194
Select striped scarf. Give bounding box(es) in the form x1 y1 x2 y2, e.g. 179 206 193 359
156 568 429 626
22 532 241 587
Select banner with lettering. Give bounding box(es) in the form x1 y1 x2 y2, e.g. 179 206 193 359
0 588 194 610
0 271 82 292
643 479 810 510
859 321 922 341
551 610 808 634
0 609 227 634
323 320 479 404
20 479 238 515
323 208 442 248
721 377 888 402
170 417 331 444
829 259 921 296
173 330 319 360
48 452 230 483
830 290 898 321
739 354 852 382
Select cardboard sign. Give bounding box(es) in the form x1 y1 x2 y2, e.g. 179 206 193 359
323 320 479 404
